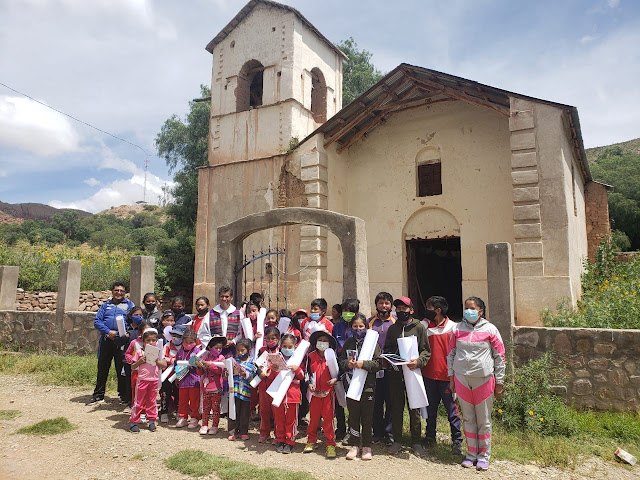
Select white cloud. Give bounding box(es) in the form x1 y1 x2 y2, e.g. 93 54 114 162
607 0 620 8
0 170 7 178
83 177 100 187
580 34 597 44
0 95 82 155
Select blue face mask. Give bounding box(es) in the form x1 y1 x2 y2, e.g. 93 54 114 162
281 347 295 357
353 329 367 340
463 309 480 323
173 337 182 346
309 312 321 321
131 315 143 324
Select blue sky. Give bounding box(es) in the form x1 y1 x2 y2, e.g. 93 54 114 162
0 0 638 212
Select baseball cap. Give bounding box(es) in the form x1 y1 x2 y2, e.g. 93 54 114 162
393 296 413 308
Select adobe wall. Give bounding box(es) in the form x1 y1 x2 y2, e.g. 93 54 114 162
585 181 611 262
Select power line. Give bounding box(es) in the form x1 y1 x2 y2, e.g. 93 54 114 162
0 81 153 157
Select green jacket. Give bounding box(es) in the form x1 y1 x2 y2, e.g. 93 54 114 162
382 317 431 379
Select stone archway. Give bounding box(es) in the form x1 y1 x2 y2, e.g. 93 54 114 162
216 207 370 307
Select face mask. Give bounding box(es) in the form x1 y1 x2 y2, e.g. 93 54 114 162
144 303 155 311
182 342 195 350
376 308 391 319
173 337 182 346
131 315 143 324
266 339 279 349
309 312 321 321
197 307 209 315
396 311 411 323
237 352 249 361
353 329 367 340
249 311 258 321
424 310 437 321
266 319 278 327
281 347 295 357
464 309 480 323
209 348 221 357
316 341 329 351
172 308 183 316
341 312 355 322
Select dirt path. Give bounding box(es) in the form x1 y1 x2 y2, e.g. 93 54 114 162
0 375 637 480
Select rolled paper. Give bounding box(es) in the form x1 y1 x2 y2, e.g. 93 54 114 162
325 348 339 379
347 329 379 401
116 316 126 337
212 361 226 368
278 317 291 336
167 373 176 383
334 381 347 408
254 308 266 354
163 325 173 342
226 357 236 420
397 336 429 409
249 351 269 388
176 360 189 367
161 366 174 383
157 339 164 359
267 340 310 407
241 316 254 341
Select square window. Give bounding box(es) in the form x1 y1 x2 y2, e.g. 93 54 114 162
417 163 442 196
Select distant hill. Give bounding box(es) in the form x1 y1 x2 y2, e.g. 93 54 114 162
0 201 92 223
586 137 640 163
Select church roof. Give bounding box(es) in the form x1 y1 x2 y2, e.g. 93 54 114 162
205 0 348 60
311 63 591 181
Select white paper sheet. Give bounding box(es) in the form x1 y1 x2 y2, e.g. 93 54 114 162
249 350 269 388
347 329 379 401
325 348 339 378
278 317 291 336
161 366 173 383
163 325 173 342
116 315 126 337
267 340 310 407
334 381 347 408
397 336 428 409
254 308 266 354
241 317 254 341
226 357 236 420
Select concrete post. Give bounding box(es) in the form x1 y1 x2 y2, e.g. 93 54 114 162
57 260 81 312
486 243 515 372
0 266 19 310
130 256 155 307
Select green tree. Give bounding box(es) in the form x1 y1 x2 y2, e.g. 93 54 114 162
337 37 385 106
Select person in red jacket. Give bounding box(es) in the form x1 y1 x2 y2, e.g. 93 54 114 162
303 329 338 458
256 327 281 444
273 333 305 454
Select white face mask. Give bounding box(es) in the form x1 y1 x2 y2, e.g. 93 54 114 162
316 341 329 351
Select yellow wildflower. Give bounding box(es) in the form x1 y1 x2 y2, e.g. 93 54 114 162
498 409 503 414
529 411 534 416
539 417 544 422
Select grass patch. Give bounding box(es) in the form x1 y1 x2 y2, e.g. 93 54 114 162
0 409 20 420
165 450 315 479
15 417 76 436
0 352 117 391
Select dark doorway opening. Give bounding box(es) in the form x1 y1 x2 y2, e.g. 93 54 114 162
407 237 462 321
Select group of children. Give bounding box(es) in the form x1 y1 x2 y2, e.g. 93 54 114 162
117 288 505 471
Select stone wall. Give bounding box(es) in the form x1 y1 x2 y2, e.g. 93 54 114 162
0 310 99 354
513 326 640 411
584 181 611 262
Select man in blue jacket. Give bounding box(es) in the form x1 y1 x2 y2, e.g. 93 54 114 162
86 282 134 405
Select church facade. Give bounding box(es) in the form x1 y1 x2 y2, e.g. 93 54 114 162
193 0 610 324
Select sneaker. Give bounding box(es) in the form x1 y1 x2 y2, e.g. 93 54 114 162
160 413 169 423
209 427 218 435
451 442 462 455
476 460 489 471
187 419 199 429
341 432 351 444
241 434 249 440
413 443 426 457
346 446 359 460
371 435 381 444
388 442 402 455
148 421 156 432
461 458 475 468
276 443 285 453
282 444 292 454
228 434 236 441
384 434 394 446
272 438 279 446
361 447 372 461
199 426 209 435
85 396 104 406
326 445 336 458
119 398 129 405
175 417 188 428
129 424 140 433
303 442 314 453
258 434 269 443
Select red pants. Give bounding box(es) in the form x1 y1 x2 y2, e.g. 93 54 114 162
130 379 158 423
273 402 298 445
178 387 201 419
259 387 275 437
202 391 222 428
307 393 336 446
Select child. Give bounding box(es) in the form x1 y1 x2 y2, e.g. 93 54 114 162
142 292 163 328
383 296 430 456
190 296 213 346
171 296 192 326
300 298 333 341
339 313 382 460
160 309 176 341
195 335 226 435
273 333 305 454
264 309 279 328
304 329 339 458
228 338 256 440
369 292 395 445
331 304 342 324
159 324 183 423
421 296 462 454
448 297 505 471
256 327 281 443
279 309 302 343
124 313 153 408
175 328 201 428
129 329 167 432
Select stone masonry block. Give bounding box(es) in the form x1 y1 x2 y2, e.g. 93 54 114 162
511 152 538 169
300 151 328 168
299 238 328 252
514 223 542 239
514 242 543 259
305 195 328 209
512 170 539 185
510 131 536 151
509 110 535 131
513 205 541 221
300 165 328 182
304 181 328 196
300 252 327 267
513 260 544 277
513 187 540 203
299 225 327 238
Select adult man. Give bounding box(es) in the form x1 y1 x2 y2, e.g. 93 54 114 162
87 282 134 405
209 286 243 356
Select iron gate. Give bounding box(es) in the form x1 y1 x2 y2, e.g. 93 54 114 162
235 245 287 310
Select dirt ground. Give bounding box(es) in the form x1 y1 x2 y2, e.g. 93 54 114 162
0 375 637 480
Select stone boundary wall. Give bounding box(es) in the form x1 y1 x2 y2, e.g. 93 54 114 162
513 326 640 411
